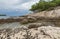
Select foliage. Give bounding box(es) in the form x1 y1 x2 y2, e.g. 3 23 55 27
30 0 60 12
0 14 6 16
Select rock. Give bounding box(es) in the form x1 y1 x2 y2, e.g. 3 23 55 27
28 23 42 29
0 26 60 39
20 26 28 30
20 19 29 24
27 22 54 29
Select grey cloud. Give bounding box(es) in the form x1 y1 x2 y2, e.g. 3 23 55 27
15 0 33 5
19 0 32 3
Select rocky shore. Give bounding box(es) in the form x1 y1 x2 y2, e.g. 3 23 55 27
0 26 60 39
0 7 60 39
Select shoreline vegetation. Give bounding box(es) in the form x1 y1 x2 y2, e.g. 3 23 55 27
0 14 6 16
30 0 60 13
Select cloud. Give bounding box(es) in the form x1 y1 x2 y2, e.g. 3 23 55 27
0 0 39 16
20 0 39 10
0 0 39 10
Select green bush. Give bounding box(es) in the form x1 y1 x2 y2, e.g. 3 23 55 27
52 0 60 5
30 0 60 12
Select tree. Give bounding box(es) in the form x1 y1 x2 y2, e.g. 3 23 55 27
0 14 6 16
30 0 60 12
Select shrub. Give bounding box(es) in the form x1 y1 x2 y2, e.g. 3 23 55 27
30 0 60 12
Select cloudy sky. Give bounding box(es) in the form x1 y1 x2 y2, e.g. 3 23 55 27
0 0 39 16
